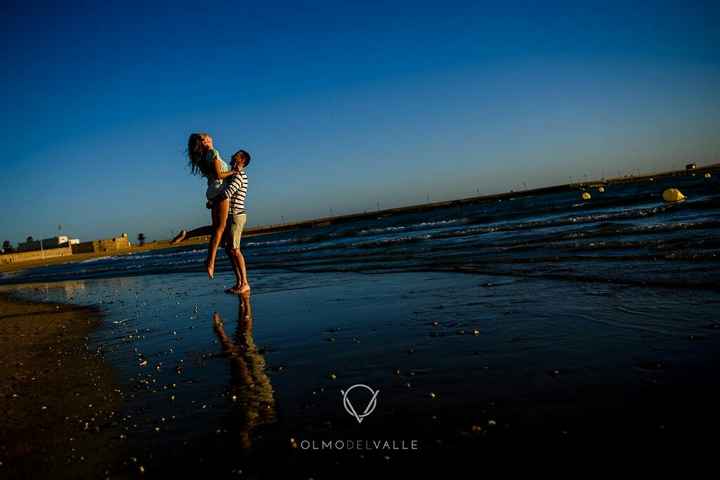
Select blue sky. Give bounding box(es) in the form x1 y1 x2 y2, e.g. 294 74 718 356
1 1 718 243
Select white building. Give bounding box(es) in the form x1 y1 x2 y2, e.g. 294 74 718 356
17 235 79 252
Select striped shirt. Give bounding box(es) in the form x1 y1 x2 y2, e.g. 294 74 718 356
219 169 248 214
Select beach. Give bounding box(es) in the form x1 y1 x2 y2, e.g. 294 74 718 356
1 169 720 476
4 0 720 474
2 268 720 476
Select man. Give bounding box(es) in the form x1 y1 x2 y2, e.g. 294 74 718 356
218 150 251 294
171 149 251 294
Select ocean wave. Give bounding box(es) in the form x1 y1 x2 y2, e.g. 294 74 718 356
79 256 114 264
358 218 463 236
244 238 295 247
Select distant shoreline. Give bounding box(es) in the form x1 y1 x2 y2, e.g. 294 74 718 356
1 162 717 274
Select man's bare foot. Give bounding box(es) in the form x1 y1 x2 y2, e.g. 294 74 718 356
170 229 187 245
239 284 251 294
225 285 242 294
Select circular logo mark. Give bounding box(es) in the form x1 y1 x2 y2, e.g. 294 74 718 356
341 384 379 424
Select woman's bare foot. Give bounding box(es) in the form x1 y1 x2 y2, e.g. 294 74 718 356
170 229 187 245
225 285 242 294
239 284 251 294
205 258 215 279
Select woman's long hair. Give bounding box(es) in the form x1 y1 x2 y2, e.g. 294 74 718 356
187 133 211 176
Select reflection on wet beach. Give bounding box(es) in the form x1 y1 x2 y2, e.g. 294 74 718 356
213 293 276 449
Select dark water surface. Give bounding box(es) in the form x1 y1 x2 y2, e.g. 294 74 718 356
3 172 719 288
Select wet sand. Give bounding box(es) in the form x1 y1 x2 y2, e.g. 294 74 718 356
0 293 125 479
4 270 720 476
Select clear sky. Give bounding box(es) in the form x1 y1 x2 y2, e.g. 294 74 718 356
1 1 719 244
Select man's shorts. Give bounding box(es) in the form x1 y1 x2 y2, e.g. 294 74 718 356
226 213 247 250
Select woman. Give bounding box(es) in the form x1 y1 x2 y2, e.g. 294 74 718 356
187 133 235 279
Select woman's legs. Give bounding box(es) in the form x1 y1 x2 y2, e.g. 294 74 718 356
206 197 229 279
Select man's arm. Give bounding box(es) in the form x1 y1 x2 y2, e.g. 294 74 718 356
218 174 244 200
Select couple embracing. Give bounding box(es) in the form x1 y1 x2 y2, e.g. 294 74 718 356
182 132 251 294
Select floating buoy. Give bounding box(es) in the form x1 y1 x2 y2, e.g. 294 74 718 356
705 172 711 178
581 192 591 200
597 186 605 193
662 188 686 203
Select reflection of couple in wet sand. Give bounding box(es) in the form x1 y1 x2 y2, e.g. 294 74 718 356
172 133 251 294
213 292 276 449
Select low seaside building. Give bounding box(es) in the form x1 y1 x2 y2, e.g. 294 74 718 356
71 233 130 254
